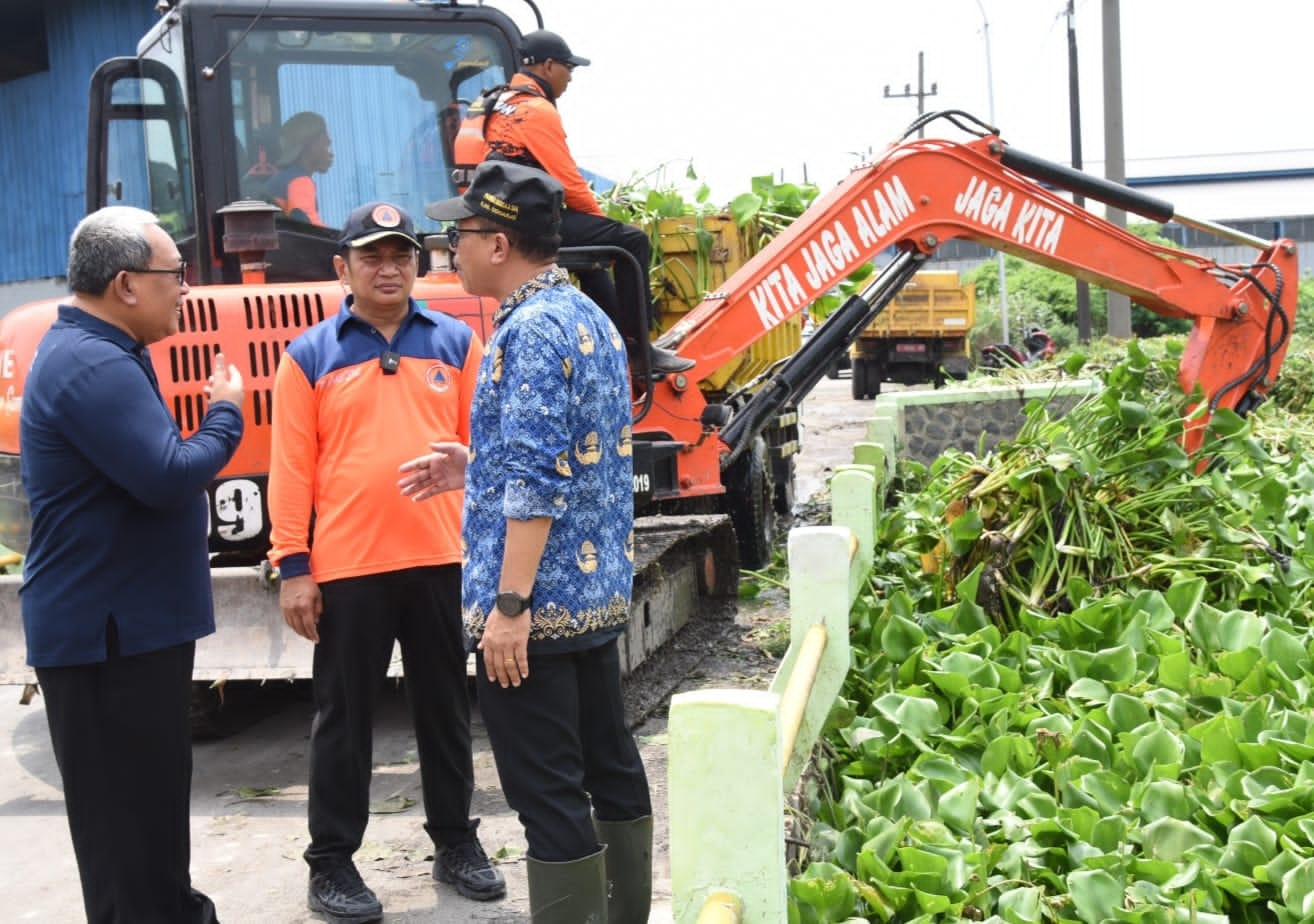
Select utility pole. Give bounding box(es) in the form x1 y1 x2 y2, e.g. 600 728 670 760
884 51 938 138
1102 0 1131 338
1067 0 1092 343
973 0 1009 346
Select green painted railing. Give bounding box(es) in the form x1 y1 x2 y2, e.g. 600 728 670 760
667 444 889 922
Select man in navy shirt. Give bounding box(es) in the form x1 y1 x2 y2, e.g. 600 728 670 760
21 206 244 923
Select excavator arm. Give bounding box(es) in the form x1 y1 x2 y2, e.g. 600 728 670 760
654 112 1296 459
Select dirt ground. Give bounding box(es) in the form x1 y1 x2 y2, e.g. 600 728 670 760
0 373 872 923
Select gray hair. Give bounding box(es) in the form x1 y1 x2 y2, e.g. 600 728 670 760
67 206 159 296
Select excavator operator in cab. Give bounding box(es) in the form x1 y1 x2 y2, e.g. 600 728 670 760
265 111 334 226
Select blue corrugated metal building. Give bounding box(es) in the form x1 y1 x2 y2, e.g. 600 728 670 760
0 0 157 287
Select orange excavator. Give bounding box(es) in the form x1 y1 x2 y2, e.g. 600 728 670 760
638 110 1295 566
659 110 1294 459
0 1 1297 687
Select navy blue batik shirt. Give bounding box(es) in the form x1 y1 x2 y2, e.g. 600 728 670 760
20 305 243 667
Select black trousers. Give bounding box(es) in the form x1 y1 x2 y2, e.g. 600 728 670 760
477 637 651 862
37 631 218 924
559 209 654 349
305 565 476 871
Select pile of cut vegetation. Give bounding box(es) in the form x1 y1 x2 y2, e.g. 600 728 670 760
790 339 1314 923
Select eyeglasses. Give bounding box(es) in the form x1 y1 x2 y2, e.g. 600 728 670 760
445 227 500 249
557 60 577 72
128 261 187 285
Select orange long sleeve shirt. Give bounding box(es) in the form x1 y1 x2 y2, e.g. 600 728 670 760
477 73 604 217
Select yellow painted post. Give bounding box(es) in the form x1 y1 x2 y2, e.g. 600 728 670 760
695 890 744 923
777 623 828 776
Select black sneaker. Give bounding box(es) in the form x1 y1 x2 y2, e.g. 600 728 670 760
307 862 383 923
433 838 507 901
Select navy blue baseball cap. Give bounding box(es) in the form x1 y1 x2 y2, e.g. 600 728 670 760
337 202 421 249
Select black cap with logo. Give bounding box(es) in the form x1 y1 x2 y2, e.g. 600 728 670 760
425 162 564 239
337 202 421 250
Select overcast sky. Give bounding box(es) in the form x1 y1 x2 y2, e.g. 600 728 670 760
503 0 1313 204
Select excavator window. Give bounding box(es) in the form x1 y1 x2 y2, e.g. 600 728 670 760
226 24 509 238
90 10 519 284
89 56 197 242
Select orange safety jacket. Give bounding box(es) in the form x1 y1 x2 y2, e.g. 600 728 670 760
264 167 324 226
451 72 603 217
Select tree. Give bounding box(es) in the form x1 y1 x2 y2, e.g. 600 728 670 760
967 222 1192 346
1295 273 1314 339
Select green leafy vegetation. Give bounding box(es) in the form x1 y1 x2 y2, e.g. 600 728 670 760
790 340 1314 922
1296 275 1314 341
600 164 820 234
597 166 821 310
233 786 280 800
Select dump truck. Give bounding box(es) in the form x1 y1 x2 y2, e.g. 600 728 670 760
847 268 975 399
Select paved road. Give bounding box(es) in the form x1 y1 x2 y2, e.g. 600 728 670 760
0 374 871 922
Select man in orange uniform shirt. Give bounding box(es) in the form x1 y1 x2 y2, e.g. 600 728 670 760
267 202 505 922
451 29 693 376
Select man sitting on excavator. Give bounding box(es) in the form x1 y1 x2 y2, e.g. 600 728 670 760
451 29 694 376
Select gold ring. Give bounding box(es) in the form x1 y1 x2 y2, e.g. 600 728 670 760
504 658 516 664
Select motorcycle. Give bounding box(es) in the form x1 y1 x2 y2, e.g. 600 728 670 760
980 325 1056 371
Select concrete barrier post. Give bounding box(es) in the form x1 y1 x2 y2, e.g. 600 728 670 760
668 688 785 923
668 448 883 920
772 526 856 789
828 466 879 598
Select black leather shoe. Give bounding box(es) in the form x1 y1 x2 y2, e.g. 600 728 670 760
647 344 695 375
433 838 507 901
307 863 383 923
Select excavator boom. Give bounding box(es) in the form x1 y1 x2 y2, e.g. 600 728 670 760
655 114 1296 456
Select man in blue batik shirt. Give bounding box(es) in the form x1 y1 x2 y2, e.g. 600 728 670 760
400 162 652 924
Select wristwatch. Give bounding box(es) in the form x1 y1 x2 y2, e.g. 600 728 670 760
495 590 533 616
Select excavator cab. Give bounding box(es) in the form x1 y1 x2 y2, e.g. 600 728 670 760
2 0 533 562
87 0 520 287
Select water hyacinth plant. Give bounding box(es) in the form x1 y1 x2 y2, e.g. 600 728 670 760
791 339 1314 923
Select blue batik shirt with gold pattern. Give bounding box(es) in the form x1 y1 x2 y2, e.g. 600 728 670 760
462 268 635 652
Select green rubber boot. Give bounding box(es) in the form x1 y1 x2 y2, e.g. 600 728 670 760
526 847 607 924
594 815 653 924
